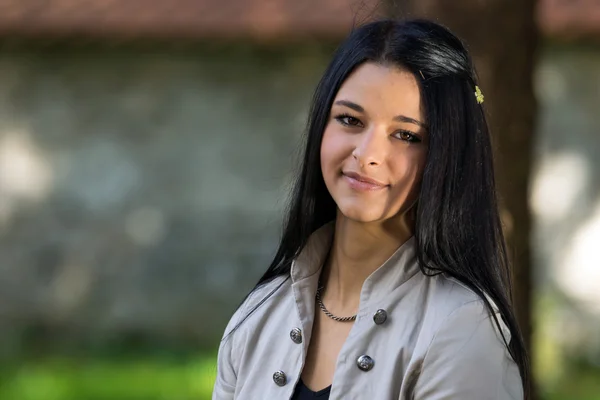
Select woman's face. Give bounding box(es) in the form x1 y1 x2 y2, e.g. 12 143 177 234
320 62 428 224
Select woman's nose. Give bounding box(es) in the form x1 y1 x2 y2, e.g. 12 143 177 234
352 128 387 167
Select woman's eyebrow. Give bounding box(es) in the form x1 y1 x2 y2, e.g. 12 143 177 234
393 115 427 129
334 100 364 113
333 99 427 129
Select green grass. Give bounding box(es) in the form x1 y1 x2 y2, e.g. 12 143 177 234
0 354 218 400
0 352 598 400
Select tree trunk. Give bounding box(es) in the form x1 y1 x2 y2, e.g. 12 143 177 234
388 0 538 395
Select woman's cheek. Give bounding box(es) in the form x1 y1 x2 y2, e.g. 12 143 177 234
321 127 347 174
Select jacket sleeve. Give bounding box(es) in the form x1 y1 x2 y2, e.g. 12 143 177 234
212 305 246 400
414 301 524 400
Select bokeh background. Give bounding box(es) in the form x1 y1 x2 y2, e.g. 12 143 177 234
0 0 598 399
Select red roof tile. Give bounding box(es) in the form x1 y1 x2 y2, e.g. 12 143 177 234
537 0 600 40
0 0 383 41
0 0 597 41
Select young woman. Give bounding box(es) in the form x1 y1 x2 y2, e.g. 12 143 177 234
212 19 529 399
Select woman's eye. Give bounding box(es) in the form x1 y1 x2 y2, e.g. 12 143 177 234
395 131 421 143
335 115 362 127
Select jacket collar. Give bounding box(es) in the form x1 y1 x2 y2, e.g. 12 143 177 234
290 221 420 305
290 222 335 283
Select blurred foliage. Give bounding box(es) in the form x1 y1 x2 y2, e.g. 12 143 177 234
544 361 600 400
534 291 600 400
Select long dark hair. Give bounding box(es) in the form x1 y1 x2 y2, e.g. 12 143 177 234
231 18 529 396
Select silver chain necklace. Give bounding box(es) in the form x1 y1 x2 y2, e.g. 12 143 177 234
316 282 357 322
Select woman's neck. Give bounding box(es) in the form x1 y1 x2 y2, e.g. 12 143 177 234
320 212 413 313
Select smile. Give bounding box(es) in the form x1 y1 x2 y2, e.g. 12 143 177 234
342 172 388 191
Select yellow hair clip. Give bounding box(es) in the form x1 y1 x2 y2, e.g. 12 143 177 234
474 86 484 104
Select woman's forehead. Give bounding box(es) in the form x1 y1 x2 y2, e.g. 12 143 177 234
333 63 422 122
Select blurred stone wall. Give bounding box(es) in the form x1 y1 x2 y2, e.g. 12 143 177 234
0 41 333 354
0 39 598 359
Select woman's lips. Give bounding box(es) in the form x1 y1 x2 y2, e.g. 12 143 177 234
343 172 388 191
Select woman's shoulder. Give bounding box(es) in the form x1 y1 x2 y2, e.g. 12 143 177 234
221 274 292 337
243 274 292 313
213 274 292 397
422 272 510 342
412 273 522 399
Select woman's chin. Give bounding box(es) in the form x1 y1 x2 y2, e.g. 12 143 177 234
337 205 387 224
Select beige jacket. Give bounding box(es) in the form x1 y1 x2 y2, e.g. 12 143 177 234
213 223 523 399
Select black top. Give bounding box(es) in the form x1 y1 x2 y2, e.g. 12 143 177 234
291 379 331 399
